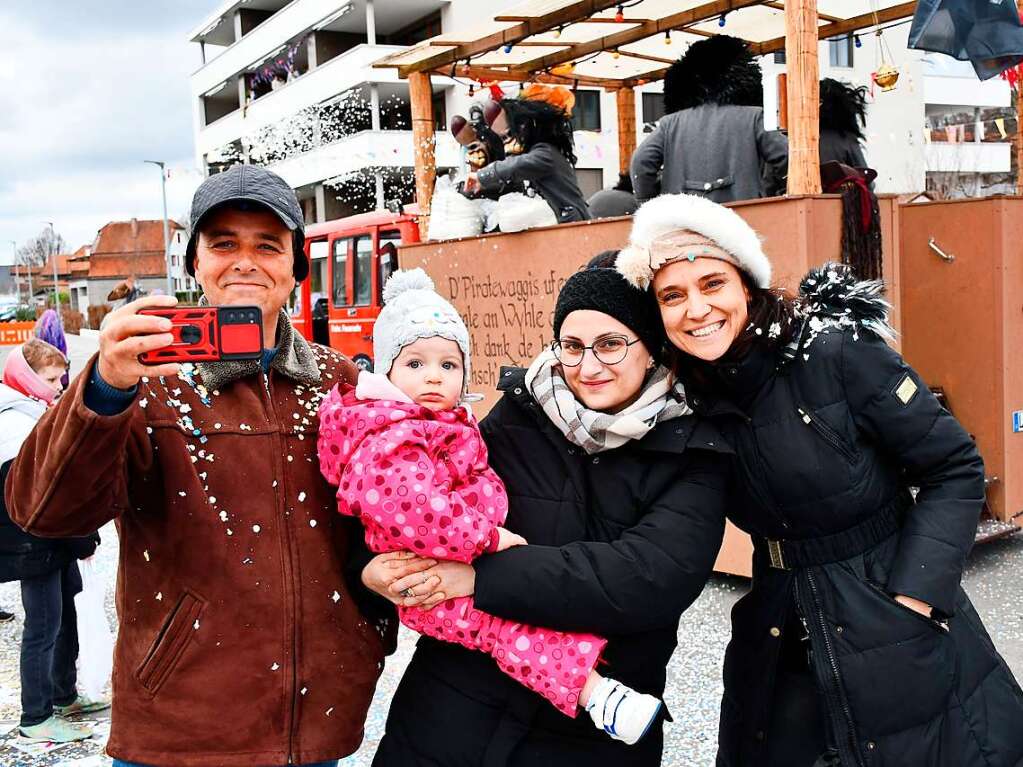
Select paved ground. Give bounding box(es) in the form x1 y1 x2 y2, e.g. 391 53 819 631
0 333 1020 766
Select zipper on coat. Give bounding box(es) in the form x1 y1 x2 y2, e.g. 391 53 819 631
796 407 856 462
259 371 301 765
795 571 866 767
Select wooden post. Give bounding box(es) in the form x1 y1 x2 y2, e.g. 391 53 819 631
616 87 637 176
784 0 821 195
408 72 436 227
777 72 788 131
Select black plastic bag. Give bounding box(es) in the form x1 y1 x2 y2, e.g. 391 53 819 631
909 0 1023 80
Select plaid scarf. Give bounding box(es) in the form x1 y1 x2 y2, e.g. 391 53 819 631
523 349 692 454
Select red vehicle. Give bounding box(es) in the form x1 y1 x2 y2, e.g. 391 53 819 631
291 209 421 370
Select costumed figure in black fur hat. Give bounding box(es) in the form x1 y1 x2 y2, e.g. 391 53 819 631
818 78 883 281
631 35 788 203
464 85 591 224
819 78 871 171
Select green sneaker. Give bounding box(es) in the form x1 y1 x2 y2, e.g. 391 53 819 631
54 694 111 717
19 714 93 742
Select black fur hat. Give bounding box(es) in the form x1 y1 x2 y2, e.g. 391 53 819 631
663 35 764 114
499 97 578 165
820 78 868 140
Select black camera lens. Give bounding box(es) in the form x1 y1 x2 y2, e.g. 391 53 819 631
180 324 202 344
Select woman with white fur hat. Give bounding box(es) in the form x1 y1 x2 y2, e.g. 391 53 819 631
618 194 1023 766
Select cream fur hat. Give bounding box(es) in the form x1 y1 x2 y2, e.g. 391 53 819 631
616 194 771 290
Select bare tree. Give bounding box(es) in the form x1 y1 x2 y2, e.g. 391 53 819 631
17 226 67 267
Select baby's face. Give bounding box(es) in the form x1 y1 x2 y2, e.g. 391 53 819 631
387 336 464 412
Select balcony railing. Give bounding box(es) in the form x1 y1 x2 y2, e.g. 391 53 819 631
196 43 407 155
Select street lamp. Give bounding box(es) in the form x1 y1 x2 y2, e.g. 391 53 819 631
144 160 174 297
44 221 59 318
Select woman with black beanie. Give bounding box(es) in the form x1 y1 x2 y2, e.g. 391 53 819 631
364 254 731 766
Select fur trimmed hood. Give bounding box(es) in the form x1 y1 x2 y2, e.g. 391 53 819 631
793 263 895 350
664 35 764 114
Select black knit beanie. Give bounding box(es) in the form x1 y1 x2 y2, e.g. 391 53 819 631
553 255 665 362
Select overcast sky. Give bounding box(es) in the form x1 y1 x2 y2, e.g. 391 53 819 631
1 1 217 262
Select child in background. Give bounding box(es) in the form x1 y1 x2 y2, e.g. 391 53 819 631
0 339 106 743
317 269 662 745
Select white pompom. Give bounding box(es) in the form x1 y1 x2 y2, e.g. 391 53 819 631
382 268 435 304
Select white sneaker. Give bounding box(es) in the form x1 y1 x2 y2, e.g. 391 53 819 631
585 678 663 745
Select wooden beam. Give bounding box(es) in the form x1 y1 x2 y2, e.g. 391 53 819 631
617 50 676 66
494 15 651 23
507 0 766 76
396 0 623 77
762 1 839 23
409 72 437 223
777 71 788 130
446 64 616 88
785 0 820 195
754 2 916 55
616 87 637 175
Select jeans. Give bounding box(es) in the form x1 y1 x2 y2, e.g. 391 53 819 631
20 560 81 727
112 762 339 767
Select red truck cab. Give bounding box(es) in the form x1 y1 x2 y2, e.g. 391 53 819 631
291 209 420 369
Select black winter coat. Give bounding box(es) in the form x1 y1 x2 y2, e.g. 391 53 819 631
373 367 731 767
0 461 98 583
686 280 1023 766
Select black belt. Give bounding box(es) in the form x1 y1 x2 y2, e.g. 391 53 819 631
757 493 911 570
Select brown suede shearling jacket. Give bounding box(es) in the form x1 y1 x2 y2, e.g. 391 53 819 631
6 314 395 767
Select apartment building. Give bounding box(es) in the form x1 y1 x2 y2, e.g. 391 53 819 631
189 2 1012 223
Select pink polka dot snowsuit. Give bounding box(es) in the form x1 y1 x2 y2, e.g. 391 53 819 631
317 381 605 716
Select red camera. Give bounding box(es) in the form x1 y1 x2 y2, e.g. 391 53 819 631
138 306 263 364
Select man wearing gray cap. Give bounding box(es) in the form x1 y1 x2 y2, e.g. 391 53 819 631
7 166 429 766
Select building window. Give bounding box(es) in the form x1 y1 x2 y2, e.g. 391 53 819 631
385 11 442 46
829 35 854 68
773 50 786 64
641 92 665 132
572 91 602 132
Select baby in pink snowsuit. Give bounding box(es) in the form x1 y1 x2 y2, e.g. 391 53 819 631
318 269 661 744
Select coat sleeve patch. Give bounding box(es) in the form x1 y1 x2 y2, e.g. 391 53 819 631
894 375 919 406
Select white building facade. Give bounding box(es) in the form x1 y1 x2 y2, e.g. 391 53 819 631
189 2 1013 222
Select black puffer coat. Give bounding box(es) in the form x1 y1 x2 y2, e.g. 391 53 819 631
686 269 1023 766
373 367 731 766
0 460 98 583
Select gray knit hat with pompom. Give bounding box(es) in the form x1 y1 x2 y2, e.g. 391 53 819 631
373 268 471 384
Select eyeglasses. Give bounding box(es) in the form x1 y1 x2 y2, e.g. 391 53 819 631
552 335 641 367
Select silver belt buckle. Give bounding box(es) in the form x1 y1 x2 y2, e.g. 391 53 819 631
767 539 788 570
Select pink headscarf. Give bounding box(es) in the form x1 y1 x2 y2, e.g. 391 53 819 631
3 345 59 405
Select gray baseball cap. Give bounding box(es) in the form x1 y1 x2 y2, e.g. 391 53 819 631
185 164 308 281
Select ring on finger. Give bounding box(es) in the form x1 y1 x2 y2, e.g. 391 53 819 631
402 587 415 598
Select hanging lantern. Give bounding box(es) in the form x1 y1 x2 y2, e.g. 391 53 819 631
854 34 862 49
872 29 899 92
664 30 672 45
551 62 576 77
503 43 513 53
718 13 727 27
612 48 621 59
873 65 900 91
468 83 476 96
615 5 625 23
552 26 562 38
